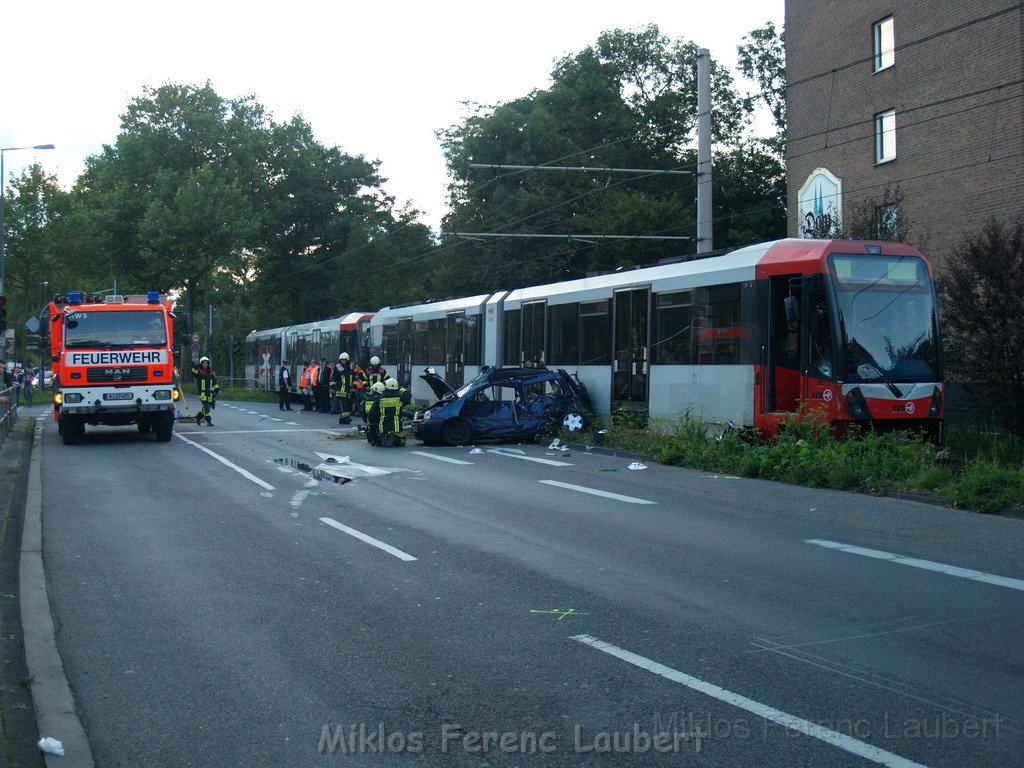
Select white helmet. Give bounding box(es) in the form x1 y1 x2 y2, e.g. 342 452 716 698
339 352 350 361
384 378 400 390
199 356 210 364
370 356 381 366
371 381 386 394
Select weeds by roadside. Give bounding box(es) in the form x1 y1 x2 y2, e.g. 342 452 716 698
571 414 1024 515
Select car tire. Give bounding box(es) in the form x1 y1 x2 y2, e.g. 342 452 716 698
440 419 472 446
137 420 151 433
562 412 586 432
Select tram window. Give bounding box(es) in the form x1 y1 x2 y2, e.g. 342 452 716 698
464 315 481 366
653 292 693 364
381 324 398 365
580 301 611 365
549 303 579 366
412 321 429 364
427 319 445 361
693 284 741 364
504 310 521 366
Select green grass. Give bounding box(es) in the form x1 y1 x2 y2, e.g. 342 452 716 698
583 414 1024 515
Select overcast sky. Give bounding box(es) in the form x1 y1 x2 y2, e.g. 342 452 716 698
2 0 783 232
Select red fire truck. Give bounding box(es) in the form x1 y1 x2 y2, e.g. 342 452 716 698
50 292 180 444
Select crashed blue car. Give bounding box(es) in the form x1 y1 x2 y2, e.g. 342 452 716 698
413 366 594 446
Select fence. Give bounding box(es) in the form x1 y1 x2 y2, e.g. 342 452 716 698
0 387 18 444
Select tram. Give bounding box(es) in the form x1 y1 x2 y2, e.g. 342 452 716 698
247 238 944 438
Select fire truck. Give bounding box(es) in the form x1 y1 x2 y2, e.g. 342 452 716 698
49 291 180 445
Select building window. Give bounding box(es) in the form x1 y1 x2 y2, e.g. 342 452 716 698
876 204 898 240
875 110 896 163
874 17 894 72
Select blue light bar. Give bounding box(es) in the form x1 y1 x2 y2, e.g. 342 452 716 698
68 292 83 304
148 292 160 304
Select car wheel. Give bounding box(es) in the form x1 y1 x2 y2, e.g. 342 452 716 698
440 419 472 446
562 412 586 432
137 420 151 433
61 417 83 446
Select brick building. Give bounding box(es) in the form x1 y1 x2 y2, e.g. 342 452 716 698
784 0 1023 271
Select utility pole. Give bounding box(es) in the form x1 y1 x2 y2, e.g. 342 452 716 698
696 48 713 254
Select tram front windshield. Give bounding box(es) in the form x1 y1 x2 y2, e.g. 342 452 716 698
829 254 940 383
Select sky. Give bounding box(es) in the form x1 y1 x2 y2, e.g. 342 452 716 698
2 1 783 232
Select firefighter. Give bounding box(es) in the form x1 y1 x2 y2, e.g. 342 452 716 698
352 357 368 420
191 356 220 426
332 353 357 425
362 356 388 390
370 377 406 447
363 381 386 446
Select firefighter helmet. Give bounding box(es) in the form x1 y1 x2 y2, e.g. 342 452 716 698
371 381 386 394
199 356 210 364
370 356 381 366
339 352 350 361
384 378 400 390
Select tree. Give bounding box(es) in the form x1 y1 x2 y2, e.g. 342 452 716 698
737 22 786 140
437 25 785 295
938 218 1024 437
842 185 914 243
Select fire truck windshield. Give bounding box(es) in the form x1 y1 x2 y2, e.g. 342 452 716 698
829 253 940 383
64 310 168 349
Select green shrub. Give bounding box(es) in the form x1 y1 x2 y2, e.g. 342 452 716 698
937 460 1024 514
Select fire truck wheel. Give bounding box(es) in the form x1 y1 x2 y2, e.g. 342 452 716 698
155 413 174 442
61 417 84 446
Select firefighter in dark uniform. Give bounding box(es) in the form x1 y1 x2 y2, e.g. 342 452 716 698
316 357 332 412
370 377 407 447
332 353 357 425
363 381 386 445
362 356 388 390
191 356 220 426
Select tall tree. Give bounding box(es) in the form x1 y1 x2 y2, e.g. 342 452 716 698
938 219 1024 437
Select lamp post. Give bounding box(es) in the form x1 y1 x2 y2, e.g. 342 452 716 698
0 143 55 359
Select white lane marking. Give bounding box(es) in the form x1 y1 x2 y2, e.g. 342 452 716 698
319 517 417 561
412 451 473 466
539 480 655 505
571 634 929 768
805 539 1024 593
487 449 573 467
291 489 310 508
182 428 336 435
174 433 276 491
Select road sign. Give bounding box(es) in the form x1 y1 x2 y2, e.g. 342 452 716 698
191 333 200 344
24 316 40 333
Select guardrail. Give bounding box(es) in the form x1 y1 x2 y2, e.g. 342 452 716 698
0 387 18 443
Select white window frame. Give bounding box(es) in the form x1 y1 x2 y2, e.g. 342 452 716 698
875 110 896 164
874 16 894 72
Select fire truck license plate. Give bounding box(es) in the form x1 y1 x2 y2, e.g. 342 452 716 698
103 392 133 400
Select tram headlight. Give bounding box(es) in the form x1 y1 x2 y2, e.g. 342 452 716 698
929 386 943 417
843 387 869 420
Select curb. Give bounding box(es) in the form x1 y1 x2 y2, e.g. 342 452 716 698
20 418 95 768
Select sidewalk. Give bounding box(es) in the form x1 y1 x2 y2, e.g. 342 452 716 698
0 406 45 767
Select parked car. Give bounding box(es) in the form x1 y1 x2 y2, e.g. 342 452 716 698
413 366 594 446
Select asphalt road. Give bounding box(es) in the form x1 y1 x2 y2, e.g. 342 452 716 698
35 401 1024 766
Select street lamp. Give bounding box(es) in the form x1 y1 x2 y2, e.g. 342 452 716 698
0 143 55 358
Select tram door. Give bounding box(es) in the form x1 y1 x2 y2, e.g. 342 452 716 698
766 275 802 413
522 301 547 367
612 288 650 407
396 318 413 389
445 312 465 387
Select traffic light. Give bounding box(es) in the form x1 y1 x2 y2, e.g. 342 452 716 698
230 338 240 356
0 296 7 335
